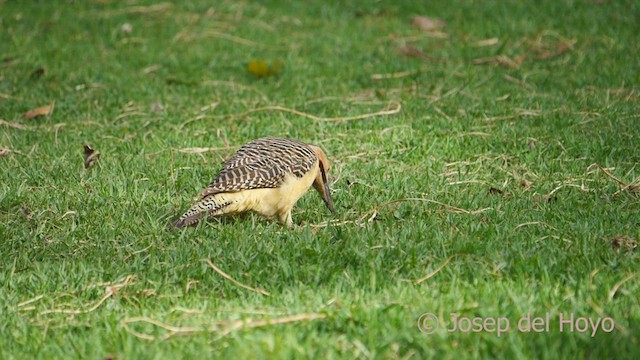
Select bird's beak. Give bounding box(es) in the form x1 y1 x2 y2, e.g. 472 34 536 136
322 180 335 213
314 162 334 213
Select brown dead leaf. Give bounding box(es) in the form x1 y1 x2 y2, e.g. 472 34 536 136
609 235 638 252
396 45 441 63
411 16 445 32
25 102 54 120
83 144 101 169
30 67 45 80
533 194 557 204
520 179 533 189
0 148 10 158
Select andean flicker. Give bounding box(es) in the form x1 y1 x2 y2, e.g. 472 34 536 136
172 137 334 228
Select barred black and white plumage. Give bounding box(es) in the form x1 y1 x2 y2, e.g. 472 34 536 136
172 137 334 228
201 137 317 196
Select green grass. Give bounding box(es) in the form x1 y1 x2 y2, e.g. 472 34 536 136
1 0 639 358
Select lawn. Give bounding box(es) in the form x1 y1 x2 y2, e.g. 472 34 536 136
1 0 639 358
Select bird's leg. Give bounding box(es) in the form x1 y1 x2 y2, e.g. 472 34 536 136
278 210 294 228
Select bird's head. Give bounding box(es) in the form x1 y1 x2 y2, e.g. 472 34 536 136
309 145 334 213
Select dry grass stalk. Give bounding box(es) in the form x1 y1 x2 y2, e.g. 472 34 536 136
205 259 270 296
122 312 326 340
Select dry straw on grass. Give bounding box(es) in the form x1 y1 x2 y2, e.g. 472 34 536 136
181 101 401 129
311 197 491 229
122 312 327 341
205 259 270 296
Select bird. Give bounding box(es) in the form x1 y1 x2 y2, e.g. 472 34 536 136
172 137 334 228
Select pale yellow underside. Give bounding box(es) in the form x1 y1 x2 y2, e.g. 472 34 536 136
211 159 319 226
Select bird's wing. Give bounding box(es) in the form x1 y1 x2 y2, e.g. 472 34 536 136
200 158 286 197
199 138 317 198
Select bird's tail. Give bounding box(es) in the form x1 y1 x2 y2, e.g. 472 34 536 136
172 194 230 228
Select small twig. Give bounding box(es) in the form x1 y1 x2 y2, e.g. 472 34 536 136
473 55 523 69
607 273 639 301
39 290 114 316
213 313 326 340
309 219 361 229
546 183 591 197
415 255 458 284
212 308 279 316
196 31 263 47
587 299 629 336
371 69 423 80
53 123 65 147
0 148 14 157
591 163 628 187
457 131 491 137
0 92 22 100
433 106 452 121
589 163 639 195
122 317 203 340
589 267 604 289
360 198 491 219
122 312 326 341
124 245 153 261
205 259 270 296
396 45 444 63
482 109 541 122
98 2 172 17
59 210 76 220
40 275 136 316
84 274 136 291
473 38 499 47
17 294 44 308
177 146 235 154
446 180 487 186
613 182 640 196
514 221 558 231
167 307 204 316
0 119 33 130
114 111 147 121
194 102 401 124
125 316 203 334
310 198 491 229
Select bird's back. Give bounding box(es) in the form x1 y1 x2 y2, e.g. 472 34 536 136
201 137 317 197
